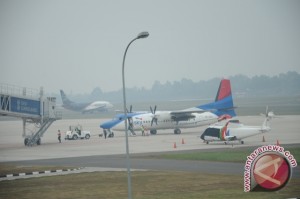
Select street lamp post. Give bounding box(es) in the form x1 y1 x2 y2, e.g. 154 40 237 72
122 31 149 199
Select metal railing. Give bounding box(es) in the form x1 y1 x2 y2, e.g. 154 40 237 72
0 83 41 98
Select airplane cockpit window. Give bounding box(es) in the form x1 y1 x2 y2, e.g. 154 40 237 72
202 128 220 137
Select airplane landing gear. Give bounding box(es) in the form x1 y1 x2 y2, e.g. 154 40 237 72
108 132 114 138
174 128 181 134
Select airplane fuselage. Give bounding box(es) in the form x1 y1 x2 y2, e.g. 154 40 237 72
201 122 271 143
62 101 113 113
111 111 219 133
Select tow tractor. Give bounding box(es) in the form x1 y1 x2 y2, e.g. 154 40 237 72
65 125 91 140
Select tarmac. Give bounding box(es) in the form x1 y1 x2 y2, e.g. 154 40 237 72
0 115 300 162
0 115 299 180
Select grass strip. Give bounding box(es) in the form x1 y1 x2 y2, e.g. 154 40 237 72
0 171 299 199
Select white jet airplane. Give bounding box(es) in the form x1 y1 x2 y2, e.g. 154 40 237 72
60 90 113 114
200 109 274 144
100 79 236 136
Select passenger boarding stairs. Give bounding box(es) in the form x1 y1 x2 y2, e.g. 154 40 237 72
0 84 62 146
24 118 56 146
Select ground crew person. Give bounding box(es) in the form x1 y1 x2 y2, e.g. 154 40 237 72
141 125 145 136
57 130 61 143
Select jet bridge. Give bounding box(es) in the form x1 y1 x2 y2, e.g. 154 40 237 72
0 84 62 146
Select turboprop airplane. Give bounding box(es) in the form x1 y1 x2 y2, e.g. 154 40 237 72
200 109 274 144
100 79 236 136
60 90 113 113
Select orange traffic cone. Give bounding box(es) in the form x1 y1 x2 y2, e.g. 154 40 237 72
173 142 177 149
262 136 265 142
276 139 280 146
181 138 185 144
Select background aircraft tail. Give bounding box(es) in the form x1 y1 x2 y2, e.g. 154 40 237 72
60 90 74 106
198 79 236 118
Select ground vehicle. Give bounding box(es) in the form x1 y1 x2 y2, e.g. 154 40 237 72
65 125 91 140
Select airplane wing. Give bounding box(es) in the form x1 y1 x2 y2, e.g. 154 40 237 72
170 107 207 122
171 107 207 114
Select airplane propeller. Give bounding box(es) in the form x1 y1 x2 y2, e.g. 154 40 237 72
124 105 136 134
126 105 133 113
150 105 156 115
150 105 158 126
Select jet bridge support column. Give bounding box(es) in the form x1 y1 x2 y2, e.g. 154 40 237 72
22 118 26 137
39 87 44 124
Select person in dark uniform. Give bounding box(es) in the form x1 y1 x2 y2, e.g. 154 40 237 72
57 130 61 143
103 129 107 139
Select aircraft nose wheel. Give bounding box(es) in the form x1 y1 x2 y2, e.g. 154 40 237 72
174 129 181 134
108 132 114 138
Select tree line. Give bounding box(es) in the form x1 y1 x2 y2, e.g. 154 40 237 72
58 71 300 103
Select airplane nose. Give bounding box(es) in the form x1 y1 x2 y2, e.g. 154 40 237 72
200 130 207 140
100 119 122 129
100 123 106 129
200 133 205 140
100 121 113 129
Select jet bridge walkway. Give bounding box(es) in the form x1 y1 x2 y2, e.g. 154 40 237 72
0 84 62 146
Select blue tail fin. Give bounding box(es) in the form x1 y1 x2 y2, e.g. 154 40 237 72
198 79 236 118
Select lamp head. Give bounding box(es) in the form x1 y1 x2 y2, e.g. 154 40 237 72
137 31 149 39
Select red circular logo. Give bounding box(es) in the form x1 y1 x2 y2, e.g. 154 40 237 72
253 153 290 191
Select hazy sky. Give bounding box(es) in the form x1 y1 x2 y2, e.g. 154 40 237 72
1 0 300 94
